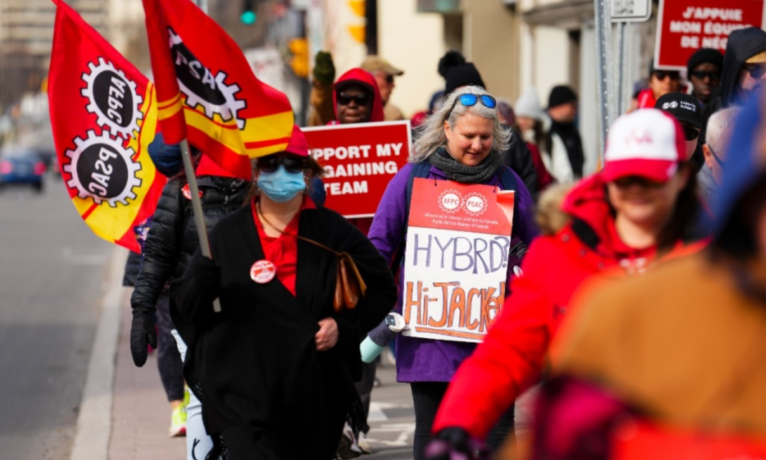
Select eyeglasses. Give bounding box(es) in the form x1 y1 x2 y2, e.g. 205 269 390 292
449 94 497 114
682 125 700 141
337 92 372 106
708 144 725 167
743 63 766 80
653 71 680 81
257 155 307 174
613 175 664 189
383 75 394 84
690 70 721 81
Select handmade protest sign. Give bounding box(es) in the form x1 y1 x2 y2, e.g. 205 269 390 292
401 178 515 343
304 121 411 218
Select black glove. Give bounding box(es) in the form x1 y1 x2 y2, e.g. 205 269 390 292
130 309 157 367
424 427 489 460
312 51 335 85
193 256 221 300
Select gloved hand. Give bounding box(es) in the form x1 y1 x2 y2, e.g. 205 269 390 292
312 51 335 85
424 427 490 460
193 256 221 300
130 309 157 367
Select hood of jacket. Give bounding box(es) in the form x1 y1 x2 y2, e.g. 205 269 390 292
721 27 766 108
332 68 385 124
711 87 766 252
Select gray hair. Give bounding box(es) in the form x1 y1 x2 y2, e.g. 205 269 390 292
706 107 741 155
410 86 512 163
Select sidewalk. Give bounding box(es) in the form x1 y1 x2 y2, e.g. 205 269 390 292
107 288 415 459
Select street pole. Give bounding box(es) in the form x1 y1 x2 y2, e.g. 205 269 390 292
594 0 614 166
616 22 625 115
180 139 222 313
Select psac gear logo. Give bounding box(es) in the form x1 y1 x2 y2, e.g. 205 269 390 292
63 130 142 207
168 29 247 129
81 58 143 139
464 192 488 216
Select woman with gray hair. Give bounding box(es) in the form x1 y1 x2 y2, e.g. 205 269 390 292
367 86 538 459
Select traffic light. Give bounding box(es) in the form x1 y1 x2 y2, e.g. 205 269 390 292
241 0 256 25
288 38 309 78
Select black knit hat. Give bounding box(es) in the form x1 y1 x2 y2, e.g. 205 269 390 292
686 48 724 77
548 85 577 108
445 63 485 95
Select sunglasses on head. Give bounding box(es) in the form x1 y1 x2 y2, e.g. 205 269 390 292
337 92 372 106
653 71 680 81
743 63 766 80
682 125 700 141
690 70 721 81
613 175 664 189
257 155 307 174
449 94 497 114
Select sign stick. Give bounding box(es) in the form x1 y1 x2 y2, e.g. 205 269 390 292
180 139 222 313
594 0 615 164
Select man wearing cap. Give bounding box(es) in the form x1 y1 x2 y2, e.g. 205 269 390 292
655 92 703 161
360 55 406 121
545 85 584 183
686 48 723 107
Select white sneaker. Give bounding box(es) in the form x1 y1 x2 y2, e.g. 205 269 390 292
337 422 362 459
357 432 372 454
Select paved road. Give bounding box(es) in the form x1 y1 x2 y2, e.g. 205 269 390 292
0 176 112 459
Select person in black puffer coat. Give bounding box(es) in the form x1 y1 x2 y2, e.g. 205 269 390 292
130 133 253 454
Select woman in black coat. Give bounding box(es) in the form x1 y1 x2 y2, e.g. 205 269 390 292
171 126 397 460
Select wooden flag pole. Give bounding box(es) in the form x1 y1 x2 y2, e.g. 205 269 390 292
180 139 222 313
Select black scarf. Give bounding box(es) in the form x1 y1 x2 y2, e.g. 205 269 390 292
547 121 585 178
428 147 503 184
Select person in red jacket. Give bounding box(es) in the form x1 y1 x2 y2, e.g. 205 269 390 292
424 108 706 459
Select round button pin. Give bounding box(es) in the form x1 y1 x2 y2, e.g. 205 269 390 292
250 260 276 284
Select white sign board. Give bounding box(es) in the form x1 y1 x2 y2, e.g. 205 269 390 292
611 0 652 22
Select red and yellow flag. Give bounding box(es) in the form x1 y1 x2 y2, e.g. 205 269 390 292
48 0 166 253
142 0 294 171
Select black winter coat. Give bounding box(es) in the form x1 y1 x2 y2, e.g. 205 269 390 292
130 175 250 313
501 132 539 200
170 202 397 460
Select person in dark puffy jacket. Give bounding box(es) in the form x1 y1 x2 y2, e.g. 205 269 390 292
130 133 253 455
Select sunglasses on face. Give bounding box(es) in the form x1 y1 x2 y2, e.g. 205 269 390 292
682 125 700 141
337 92 372 106
257 155 307 174
653 71 680 81
449 94 497 114
690 70 721 81
613 175 664 189
383 74 395 84
743 63 766 80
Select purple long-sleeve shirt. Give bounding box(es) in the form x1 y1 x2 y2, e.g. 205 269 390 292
368 163 539 382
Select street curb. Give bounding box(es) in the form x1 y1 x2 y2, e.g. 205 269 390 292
69 246 127 460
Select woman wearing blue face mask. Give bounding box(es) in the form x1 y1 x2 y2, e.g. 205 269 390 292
170 125 397 460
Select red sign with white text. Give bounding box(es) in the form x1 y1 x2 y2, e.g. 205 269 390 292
304 121 411 218
654 0 765 69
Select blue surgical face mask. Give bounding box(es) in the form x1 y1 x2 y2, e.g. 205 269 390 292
257 165 306 203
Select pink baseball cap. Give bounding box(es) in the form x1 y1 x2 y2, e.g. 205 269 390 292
283 125 308 158
601 109 685 183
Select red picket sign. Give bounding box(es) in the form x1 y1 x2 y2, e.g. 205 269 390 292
304 121 411 218
654 0 766 70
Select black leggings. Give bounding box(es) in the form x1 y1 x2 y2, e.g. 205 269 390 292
411 382 514 460
155 290 185 402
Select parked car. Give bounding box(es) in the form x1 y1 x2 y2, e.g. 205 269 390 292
0 146 46 192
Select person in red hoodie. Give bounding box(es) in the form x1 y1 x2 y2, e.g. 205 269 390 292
424 109 706 459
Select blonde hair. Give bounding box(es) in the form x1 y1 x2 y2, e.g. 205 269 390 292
410 86 511 163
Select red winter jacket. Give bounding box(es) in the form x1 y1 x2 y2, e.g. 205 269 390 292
432 174 701 440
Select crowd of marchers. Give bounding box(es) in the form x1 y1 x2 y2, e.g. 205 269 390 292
122 25 766 460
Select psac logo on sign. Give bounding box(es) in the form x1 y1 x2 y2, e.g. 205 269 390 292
304 121 411 218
